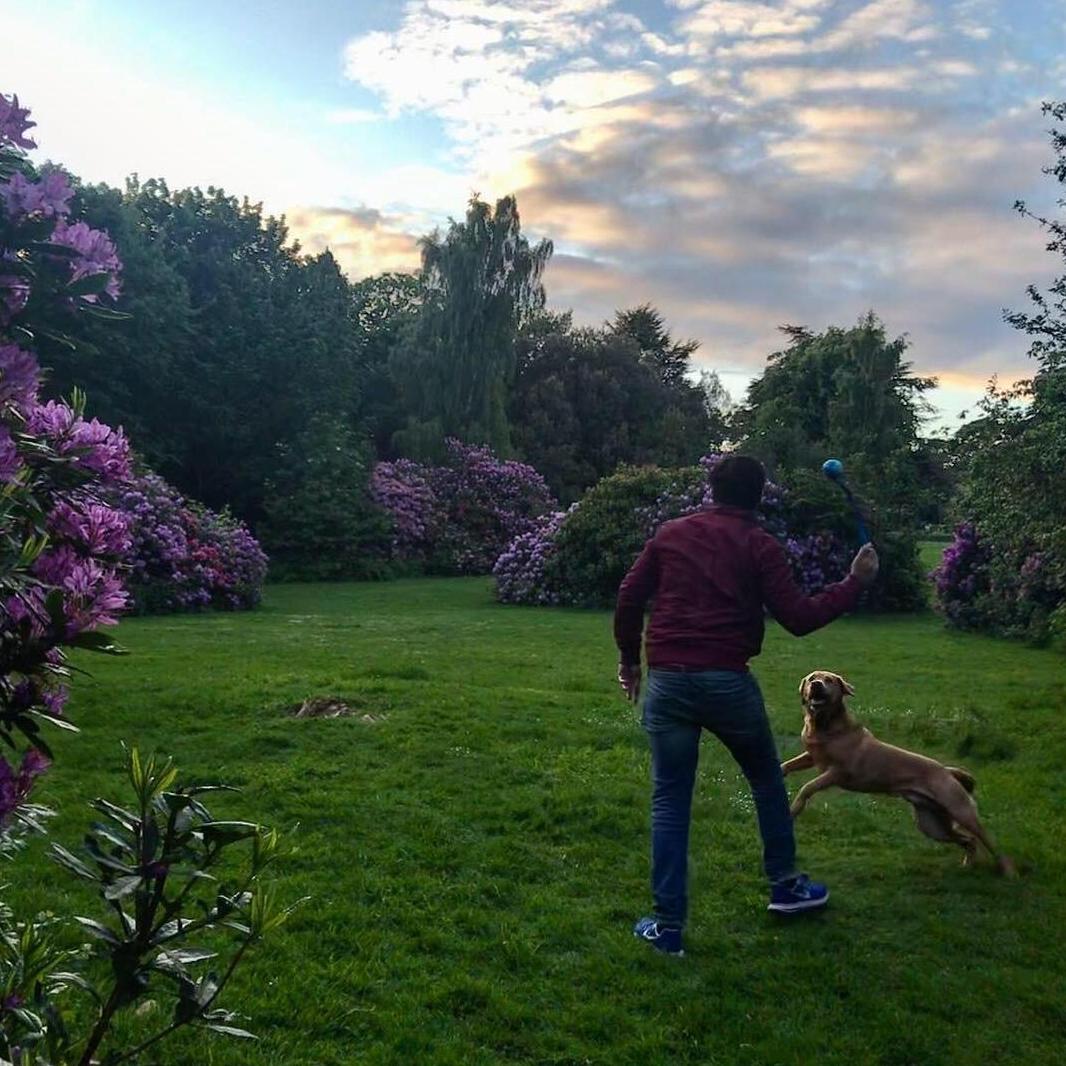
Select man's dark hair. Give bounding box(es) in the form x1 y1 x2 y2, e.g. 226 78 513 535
709 455 766 510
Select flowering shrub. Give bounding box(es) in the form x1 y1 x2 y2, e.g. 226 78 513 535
493 510 567 605
371 439 557 575
495 456 852 608
2 90 130 829
931 523 990 629
369 457 436 560
1 90 284 1062
110 470 268 612
933 520 1066 645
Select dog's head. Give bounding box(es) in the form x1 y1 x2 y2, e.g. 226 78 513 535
799 670 854 725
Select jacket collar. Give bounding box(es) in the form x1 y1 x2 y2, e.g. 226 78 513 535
708 503 758 521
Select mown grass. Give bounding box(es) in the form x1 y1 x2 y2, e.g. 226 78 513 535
5 577 1065 1066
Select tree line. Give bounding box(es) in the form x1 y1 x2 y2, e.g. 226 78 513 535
42 174 951 559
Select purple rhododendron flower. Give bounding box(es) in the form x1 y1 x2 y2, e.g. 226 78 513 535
0 342 40 411
372 439 557 576
0 92 36 149
49 499 132 556
0 424 20 483
0 748 51 825
49 218 123 300
0 169 73 220
42 685 69 717
33 546 129 634
106 470 268 612
0 273 30 326
27 401 131 482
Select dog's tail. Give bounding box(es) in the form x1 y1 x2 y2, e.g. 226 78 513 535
948 767 976 793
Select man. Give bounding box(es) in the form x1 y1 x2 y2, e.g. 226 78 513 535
615 455 879 956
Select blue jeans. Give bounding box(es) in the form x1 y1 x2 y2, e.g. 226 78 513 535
642 668 796 929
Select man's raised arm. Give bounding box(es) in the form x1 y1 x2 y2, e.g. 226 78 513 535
755 536 878 636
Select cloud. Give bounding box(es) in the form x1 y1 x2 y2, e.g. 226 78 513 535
325 108 382 124
331 0 1057 395
817 0 938 51
286 207 422 280
742 65 922 99
676 1 827 41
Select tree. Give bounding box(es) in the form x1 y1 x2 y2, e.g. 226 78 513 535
610 303 698 389
351 270 422 456
937 101 1066 645
259 414 392 580
736 314 936 519
1006 100 1066 409
390 195 553 459
510 326 718 503
46 178 363 524
696 367 734 445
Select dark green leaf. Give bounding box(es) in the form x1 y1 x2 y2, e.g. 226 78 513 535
90 798 139 831
202 1023 257 1040
28 709 80 732
51 844 99 882
69 630 129 655
159 948 217 966
200 821 260 847
73 917 121 945
103 875 144 901
67 271 111 296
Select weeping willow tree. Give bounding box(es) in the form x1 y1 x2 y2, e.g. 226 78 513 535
390 195 553 459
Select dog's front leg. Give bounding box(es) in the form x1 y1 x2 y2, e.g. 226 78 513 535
781 751 814 777
790 770 837 818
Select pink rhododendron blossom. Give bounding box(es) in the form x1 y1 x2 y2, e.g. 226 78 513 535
108 471 268 612
372 439 556 575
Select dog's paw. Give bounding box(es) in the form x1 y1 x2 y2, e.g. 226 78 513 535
998 856 1019 879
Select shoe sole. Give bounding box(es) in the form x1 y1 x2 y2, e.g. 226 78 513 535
767 891 830 914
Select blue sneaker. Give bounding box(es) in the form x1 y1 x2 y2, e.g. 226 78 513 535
768 874 829 914
633 916 684 955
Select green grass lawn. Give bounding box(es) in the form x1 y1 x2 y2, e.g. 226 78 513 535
6 578 1065 1066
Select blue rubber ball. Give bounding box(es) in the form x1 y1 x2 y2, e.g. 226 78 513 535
822 458 844 478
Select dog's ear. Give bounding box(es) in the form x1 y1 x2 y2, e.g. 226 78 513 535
836 674 855 696
799 674 811 700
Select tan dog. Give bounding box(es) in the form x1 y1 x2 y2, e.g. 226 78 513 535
782 671 1015 875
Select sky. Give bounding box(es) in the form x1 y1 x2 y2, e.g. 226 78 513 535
3 0 1065 431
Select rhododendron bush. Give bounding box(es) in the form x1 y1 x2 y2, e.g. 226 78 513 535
371 438 557 575
1 91 283 1063
1 99 131 832
494 456 855 608
113 470 268 612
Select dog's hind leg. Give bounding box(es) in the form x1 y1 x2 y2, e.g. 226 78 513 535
911 802 976 862
941 795 1016 878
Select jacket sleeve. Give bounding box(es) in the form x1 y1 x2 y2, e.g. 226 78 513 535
614 539 659 665
753 532 863 636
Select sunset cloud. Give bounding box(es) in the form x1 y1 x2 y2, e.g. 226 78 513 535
333 0 1061 417
287 207 422 279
